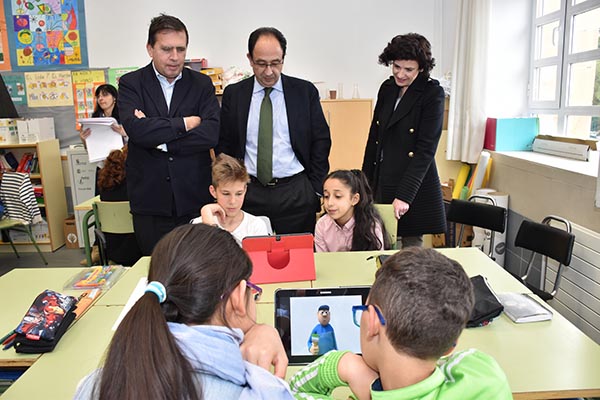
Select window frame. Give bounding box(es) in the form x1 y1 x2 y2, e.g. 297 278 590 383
529 0 600 138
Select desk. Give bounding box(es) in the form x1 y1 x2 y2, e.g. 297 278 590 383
4 249 600 399
0 267 87 367
2 306 122 399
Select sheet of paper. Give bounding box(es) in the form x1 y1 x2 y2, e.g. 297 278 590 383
112 277 148 331
78 117 123 163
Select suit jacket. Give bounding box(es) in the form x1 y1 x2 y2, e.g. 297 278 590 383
118 63 220 217
362 74 446 236
217 74 331 194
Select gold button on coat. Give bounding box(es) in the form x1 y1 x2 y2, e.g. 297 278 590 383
408 151 414 158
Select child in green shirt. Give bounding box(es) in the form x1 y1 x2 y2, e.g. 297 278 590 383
289 248 512 399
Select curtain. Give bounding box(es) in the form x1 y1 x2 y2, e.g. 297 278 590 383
447 0 491 164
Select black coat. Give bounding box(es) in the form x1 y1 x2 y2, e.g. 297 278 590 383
118 63 220 217
362 74 446 236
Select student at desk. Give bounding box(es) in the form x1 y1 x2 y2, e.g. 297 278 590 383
289 248 512 400
74 224 293 400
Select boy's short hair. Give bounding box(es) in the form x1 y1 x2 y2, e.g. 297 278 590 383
212 154 249 187
369 247 474 360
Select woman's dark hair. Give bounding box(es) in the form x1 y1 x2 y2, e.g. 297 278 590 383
92 84 120 121
97 224 253 400
97 145 127 192
378 33 436 76
147 14 189 47
325 169 391 251
248 27 287 59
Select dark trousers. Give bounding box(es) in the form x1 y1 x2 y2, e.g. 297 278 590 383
132 213 196 256
244 173 320 235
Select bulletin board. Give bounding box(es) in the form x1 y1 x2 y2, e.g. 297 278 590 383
2 0 88 71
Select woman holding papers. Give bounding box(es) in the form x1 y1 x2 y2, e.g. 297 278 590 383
79 84 126 143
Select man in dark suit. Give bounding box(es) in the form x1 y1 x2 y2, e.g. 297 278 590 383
218 27 331 235
118 14 220 255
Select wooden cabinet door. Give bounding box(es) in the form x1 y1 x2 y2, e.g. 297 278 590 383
321 99 372 172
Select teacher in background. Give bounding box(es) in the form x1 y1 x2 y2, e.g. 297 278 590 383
362 33 446 249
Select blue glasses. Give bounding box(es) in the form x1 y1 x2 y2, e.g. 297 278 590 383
246 280 263 302
352 305 386 327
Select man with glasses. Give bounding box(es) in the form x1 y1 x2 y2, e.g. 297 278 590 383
218 27 331 235
290 248 512 400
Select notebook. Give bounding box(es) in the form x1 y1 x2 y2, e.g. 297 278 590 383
497 292 553 323
242 233 315 284
274 286 370 365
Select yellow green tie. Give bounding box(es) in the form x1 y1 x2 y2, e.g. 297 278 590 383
257 87 273 185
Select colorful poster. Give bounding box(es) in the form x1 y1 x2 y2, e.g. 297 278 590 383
24 70 72 106
2 71 26 104
3 0 88 70
72 69 105 121
107 67 137 88
0 0 11 70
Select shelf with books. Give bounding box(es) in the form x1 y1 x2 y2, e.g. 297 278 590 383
0 139 67 251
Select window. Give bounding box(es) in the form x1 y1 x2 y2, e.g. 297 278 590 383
529 0 600 139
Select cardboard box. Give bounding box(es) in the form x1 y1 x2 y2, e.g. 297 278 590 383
16 117 56 144
484 117 538 151
0 119 19 144
10 219 49 243
64 215 79 249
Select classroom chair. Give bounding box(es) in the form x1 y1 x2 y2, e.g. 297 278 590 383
446 195 507 260
0 172 48 265
515 215 575 301
374 203 398 250
92 200 135 266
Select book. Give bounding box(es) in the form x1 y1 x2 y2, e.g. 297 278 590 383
497 292 553 323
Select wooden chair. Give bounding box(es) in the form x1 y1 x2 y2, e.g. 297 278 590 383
374 203 398 249
446 195 507 260
92 201 134 266
516 215 575 301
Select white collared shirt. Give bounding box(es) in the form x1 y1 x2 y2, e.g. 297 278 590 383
152 63 183 152
245 77 303 179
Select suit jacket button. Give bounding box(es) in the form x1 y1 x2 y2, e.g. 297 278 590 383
168 156 174 162
373 162 376 165
375 141 379 145
408 151 414 158
409 128 415 133
376 120 380 126
166 176 171 181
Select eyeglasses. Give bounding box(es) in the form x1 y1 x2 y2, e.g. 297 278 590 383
352 304 386 327
246 280 263 301
252 60 283 69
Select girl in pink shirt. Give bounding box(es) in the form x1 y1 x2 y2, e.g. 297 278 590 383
315 170 390 252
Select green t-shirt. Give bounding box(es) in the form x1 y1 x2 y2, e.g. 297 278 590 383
289 349 512 400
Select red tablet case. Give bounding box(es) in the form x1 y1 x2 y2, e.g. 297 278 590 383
242 234 316 284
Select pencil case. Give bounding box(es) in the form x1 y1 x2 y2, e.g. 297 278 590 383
13 289 78 354
467 275 504 328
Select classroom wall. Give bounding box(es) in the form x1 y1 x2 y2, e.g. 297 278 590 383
83 0 457 103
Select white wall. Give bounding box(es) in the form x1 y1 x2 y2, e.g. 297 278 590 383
84 0 456 101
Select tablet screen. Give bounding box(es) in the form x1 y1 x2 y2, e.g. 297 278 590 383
275 286 370 364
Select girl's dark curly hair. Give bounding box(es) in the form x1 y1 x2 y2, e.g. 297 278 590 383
97 145 127 191
378 33 435 77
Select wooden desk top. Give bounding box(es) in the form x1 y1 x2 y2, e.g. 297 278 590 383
74 195 99 211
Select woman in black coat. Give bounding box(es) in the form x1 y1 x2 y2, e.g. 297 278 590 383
362 33 446 248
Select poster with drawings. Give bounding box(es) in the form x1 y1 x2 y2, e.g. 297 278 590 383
72 69 105 121
0 0 11 70
3 0 88 70
24 70 72 106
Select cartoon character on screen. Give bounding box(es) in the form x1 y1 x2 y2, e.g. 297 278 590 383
307 305 338 355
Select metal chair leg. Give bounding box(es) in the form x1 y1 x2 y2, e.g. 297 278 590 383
24 225 48 265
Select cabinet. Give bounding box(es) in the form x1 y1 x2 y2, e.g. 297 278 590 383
0 139 67 251
320 99 373 171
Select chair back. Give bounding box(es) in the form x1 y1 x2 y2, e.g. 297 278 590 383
374 203 397 249
257 215 274 235
92 201 134 234
515 215 575 301
446 196 507 259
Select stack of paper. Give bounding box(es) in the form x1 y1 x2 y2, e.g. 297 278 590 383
497 292 553 323
78 117 123 163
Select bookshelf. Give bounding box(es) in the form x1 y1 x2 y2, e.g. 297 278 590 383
0 139 67 251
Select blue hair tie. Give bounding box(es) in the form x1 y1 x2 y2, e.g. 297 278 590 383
145 281 167 303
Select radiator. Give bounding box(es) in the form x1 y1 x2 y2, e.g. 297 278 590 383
545 223 600 344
